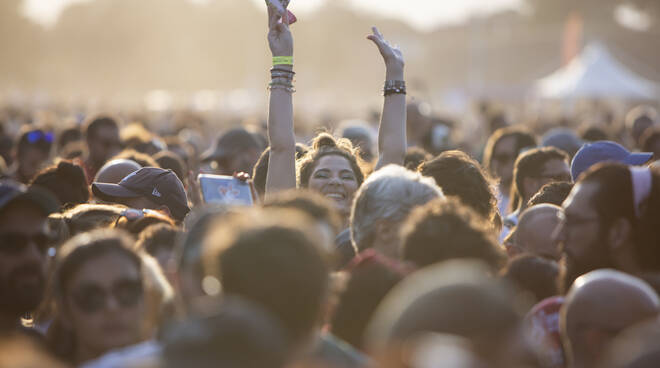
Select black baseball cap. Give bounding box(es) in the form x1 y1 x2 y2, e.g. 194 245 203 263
92 167 190 221
0 180 59 215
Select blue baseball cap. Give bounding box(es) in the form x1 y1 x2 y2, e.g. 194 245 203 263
570 141 653 181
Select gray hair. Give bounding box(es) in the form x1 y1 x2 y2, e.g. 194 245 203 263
350 164 443 251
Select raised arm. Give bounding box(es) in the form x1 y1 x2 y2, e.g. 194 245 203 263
368 27 407 170
265 5 297 198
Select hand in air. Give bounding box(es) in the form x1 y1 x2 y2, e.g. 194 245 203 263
267 4 293 57
367 27 404 72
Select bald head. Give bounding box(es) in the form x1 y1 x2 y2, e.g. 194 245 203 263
516 204 561 260
94 159 141 184
561 270 660 368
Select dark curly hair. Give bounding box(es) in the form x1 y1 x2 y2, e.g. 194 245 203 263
30 160 90 210
419 150 498 223
297 133 365 188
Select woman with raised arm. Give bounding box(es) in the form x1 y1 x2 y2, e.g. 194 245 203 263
265 4 407 226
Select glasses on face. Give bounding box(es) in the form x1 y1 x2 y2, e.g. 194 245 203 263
556 211 600 228
0 232 51 255
27 130 54 144
71 278 143 314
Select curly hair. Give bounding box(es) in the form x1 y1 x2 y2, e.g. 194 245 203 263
297 133 365 188
419 150 498 223
30 160 90 209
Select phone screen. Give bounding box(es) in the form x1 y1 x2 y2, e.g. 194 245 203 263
198 174 255 206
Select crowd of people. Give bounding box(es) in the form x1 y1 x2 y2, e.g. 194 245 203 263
1 4 660 368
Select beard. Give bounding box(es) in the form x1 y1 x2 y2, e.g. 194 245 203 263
0 263 45 317
558 232 614 294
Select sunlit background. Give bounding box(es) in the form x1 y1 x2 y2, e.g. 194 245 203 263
2 0 659 118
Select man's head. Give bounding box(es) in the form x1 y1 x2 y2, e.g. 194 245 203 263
516 204 562 260
92 167 190 221
94 159 142 184
553 163 659 293
14 127 53 184
350 165 443 257
400 198 504 270
483 127 537 190
84 115 122 169
0 181 58 325
528 181 573 207
511 147 570 212
561 270 660 368
202 209 329 345
201 128 261 175
626 106 658 148
542 128 584 159
366 260 527 365
571 141 652 182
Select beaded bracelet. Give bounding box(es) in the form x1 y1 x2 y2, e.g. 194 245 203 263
383 80 406 96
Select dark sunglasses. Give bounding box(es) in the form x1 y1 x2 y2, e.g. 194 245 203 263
27 130 54 144
71 278 143 314
0 232 51 255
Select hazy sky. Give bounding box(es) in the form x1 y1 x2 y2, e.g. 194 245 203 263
23 0 523 31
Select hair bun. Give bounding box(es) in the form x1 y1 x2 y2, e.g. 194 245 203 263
312 133 338 150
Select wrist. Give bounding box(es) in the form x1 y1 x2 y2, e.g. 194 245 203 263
385 67 404 81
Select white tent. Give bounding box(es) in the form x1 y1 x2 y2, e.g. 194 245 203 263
535 42 659 100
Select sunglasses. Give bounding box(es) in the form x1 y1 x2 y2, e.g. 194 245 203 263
27 130 54 144
0 232 51 255
71 278 143 314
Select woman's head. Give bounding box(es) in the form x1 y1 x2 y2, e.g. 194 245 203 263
52 229 146 363
298 133 365 218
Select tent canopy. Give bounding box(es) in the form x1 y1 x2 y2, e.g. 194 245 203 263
535 42 659 100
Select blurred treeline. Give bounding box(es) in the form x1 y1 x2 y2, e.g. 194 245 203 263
0 0 658 111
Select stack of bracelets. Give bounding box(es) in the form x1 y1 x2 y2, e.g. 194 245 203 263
269 56 295 93
383 80 406 96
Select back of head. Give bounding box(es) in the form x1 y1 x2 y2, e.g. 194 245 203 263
202 209 329 344
542 128 583 159
366 260 523 362
330 250 409 350
61 203 126 235
350 164 443 252
515 204 562 259
626 105 658 145
419 150 497 222
400 198 504 270
111 149 159 168
528 181 573 207
154 150 186 184
338 120 375 162
94 159 142 184
562 269 660 367
501 254 558 303
84 115 119 140
162 297 291 368
30 160 90 209
404 146 432 171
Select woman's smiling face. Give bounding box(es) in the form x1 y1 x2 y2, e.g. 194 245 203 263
307 155 359 218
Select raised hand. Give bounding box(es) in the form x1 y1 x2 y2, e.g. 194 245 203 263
267 4 293 57
367 26 404 76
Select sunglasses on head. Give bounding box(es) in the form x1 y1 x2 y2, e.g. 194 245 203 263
0 232 51 255
71 278 143 314
27 130 54 144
